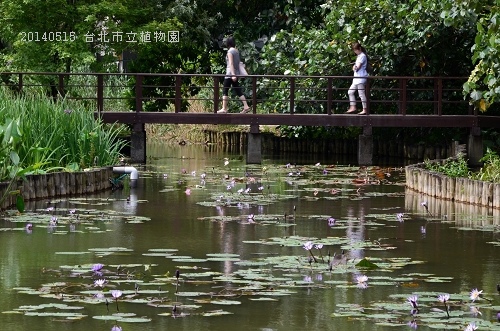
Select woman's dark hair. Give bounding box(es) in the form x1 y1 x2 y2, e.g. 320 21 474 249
352 42 366 54
226 36 236 48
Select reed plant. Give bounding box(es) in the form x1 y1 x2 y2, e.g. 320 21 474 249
0 87 126 182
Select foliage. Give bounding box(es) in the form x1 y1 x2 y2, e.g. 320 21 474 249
424 153 470 178
1 0 500 117
471 148 500 182
441 1 500 112
0 88 126 182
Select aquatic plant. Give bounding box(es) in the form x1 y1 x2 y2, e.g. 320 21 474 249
0 87 126 182
469 288 483 302
437 293 450 318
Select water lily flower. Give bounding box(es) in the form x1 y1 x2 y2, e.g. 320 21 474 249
50 216 58 226
224 160 229 166
185 188 191 195
303 275 312 282
420 201 427 207
288 172 293 176
407 320 418 330
200 173 206 179
111 325 122 331
25 223 33 231
438 293 450 318
237 188 244 194
111 290 122 299
327 217 336 226
315 162 321 167
303 241 314 251
285 163 291 168
258 186 264 191
92 263 104 272
438 293 449 303
396 213 404 221
111 289 122 311
497 311 500 322
470 306 482 317
94 292 104 299
94 279 106 288
69 209 76 215
46 206 54 212
226 185 232 191
303 241 318 263
407 295 419 310
323 169 328 175
464 322 478 331
314 244 325 262
469 288 483 302
356 275 368 284
244 188 251 193
248 214 254 221
421 226 426 234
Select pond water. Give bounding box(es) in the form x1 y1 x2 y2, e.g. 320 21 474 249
0 143 499 331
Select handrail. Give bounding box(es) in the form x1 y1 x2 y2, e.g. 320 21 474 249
0 71 471 121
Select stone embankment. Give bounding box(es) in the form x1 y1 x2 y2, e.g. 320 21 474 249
0 167 114 210
406 161 500 209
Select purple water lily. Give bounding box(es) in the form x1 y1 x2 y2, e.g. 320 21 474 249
407 295 419 310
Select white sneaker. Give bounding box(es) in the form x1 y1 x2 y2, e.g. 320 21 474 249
217 109 228 114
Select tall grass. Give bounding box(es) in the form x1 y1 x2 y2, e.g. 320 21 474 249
0 87 126 182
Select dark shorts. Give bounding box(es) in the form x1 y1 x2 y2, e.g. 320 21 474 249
223 78 243 97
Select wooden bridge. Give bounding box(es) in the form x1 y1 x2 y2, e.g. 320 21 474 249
3 72 500 165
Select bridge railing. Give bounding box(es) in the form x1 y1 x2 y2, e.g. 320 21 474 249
0 72 471 116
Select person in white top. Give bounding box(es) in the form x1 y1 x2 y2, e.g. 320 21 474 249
346 42 368 115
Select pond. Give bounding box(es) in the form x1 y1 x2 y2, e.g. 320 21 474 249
0 143 499 331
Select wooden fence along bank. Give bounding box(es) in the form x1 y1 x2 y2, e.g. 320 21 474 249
0 167 114 210
406 161 500 209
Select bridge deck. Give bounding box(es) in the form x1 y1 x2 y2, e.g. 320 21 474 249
97 112 500 128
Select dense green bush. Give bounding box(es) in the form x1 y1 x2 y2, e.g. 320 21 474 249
0 88 126 182
424 153 470 178
424 149 500 183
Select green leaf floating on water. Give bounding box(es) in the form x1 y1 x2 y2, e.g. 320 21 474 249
355 258 379 269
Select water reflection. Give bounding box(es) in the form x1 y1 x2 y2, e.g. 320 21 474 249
405 188 500 226
0 144 499 331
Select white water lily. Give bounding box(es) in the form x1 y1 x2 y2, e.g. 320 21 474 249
303 241 313 251
437 293 450 303
356 275 368 284
94 279 106 288
470 288 483 302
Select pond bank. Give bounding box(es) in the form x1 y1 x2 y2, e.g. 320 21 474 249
405 160 500 209
0 167 115 210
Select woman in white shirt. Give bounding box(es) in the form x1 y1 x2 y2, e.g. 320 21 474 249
346 42 368 115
